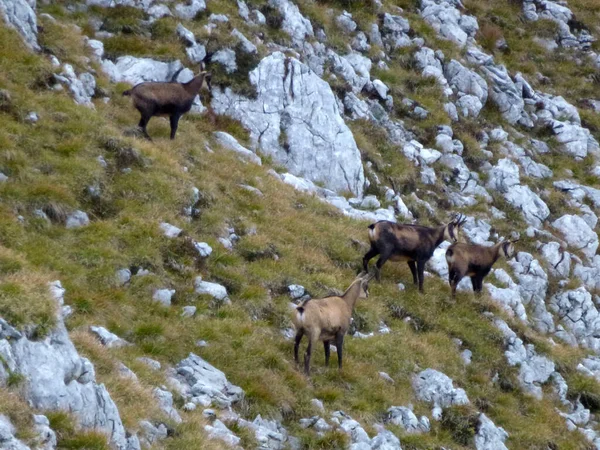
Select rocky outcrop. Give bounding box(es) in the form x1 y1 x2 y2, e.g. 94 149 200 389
0 0 39 51
212 52 365 196
412 368 469 420
475 413 508 450
0 282 135 450
420 0 478 47
167 353 244 408
550 288 600 352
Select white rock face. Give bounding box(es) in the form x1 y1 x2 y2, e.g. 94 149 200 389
574 256 600 291
480 64 525 125
55 65 96 107
212 52 365 197
0 283 132 450
386 406 430 434
475 414 508 450
495 319 555 399
540 242 571 277
508 252 554 333
412 368 469 420
484 270 527 322
168 353 244 408
153 388 182 424
102 56 183 85
0 415 30 450
213 132 262 165
268 0 313 44
552 215 599 260
420 0 478 47
550 288 600 353
0 0 40 51
444 60 487 117
90 326 130 348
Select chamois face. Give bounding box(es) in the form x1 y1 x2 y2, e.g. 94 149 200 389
501 241 516 259
444 222 460 243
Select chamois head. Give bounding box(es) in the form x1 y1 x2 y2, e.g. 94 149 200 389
499 238 518 259
356 272 374 299
444 214 467 243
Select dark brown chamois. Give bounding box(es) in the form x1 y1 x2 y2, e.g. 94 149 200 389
363 214 467 292
446 239 517 297
291 273 372 375
122 69 210 140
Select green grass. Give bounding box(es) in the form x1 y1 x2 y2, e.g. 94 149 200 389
1 0 600 447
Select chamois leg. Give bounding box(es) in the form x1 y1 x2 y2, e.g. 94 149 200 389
304 336 315 375
374 251 391 282
335 332 344 370
472 276 483 294
169 113 181 140
324 341 331 367
294 330 304 365
450 273 462 298
362 247 379 273
416 260 426 292
408 261 418 285
137 114 152 141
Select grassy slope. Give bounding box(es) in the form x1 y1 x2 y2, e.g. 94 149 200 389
0 0 599 448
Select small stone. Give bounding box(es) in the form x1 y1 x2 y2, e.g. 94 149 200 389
311 399 325 412
26 112 39 123
196 340 209 347
192 241 212 257
65 210 90 228
184 402 197 411
160 222 182 238
137 357 161 370
182 306 197 318
116 268 131 285
288 284 306 299
379 372 395 383
153 289 175 307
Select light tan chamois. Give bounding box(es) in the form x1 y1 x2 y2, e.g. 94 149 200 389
122 68 211 140
363 214 467 292
292 273 373 375
446 239 517 297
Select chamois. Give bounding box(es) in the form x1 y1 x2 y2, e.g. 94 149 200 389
446 239 517 297
122 69 211 140
291 273 373 375
363 215 467 292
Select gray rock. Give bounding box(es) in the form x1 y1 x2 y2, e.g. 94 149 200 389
32 414 57 450
484 270 527 322
552 214 598 260
0 415 29 450
174 0 206 20
153 289 175 307
0 0 39 51
137 357 161 370
153 387 182 424
65 210 90 229
212 52 365 197
160 222 183 238
420 0 477 47
192 241 212 258
118 363 137 381
495 319 555 399
116 268 131 285
194 277 229 301
336 11 357 33
351 32 370 52
213 132 262 165
540 242 571 277
480 64 525 125
147 4 171 21
25 111 38 123
205 419 240 447
139 420 167 446
475 413 508 450
168 353 244 408
182 306 197 318
102 56 183 85
288 285 305 300
0 284 131 449
212 49 237 74
90 326 130 348
550 288 600 353
386 406 430 433
268 0 313 44
574 256 600 291
231 28 257 54
311 398 325 411
412 368 469 420
54 65 96 107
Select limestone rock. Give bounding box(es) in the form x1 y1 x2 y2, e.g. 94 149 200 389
0 0 39 51
212 53 365 197
412 368 469 420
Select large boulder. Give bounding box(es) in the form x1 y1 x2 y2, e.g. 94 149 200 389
420 0 478 47
0 0 39 51
268 0 313 44
212 52 365 196
102 56 184 85
552 214 599 260
550 288 600 352
412 368 469 420
475 414 508 450
0 282 134 450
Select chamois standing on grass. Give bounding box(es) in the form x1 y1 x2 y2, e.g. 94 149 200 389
363 215 467 292
122 68 211 140
291 273 373 375
446 239 517 297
